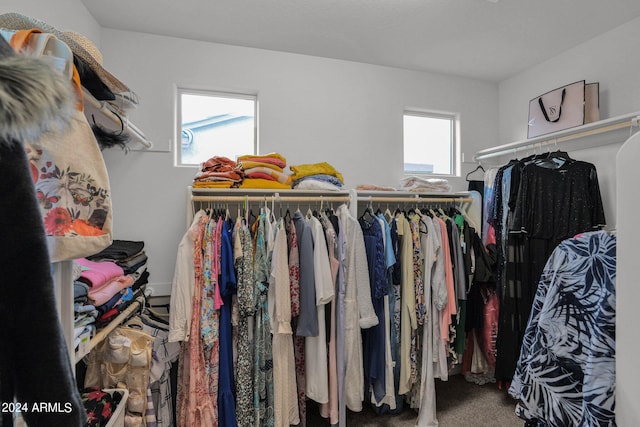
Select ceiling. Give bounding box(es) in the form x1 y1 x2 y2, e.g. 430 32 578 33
81 0 640 82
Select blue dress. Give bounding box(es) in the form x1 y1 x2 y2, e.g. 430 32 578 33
358 216 387 404
218 218 238 426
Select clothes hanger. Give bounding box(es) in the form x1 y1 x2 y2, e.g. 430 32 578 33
465 163 485 181
359 206 374 221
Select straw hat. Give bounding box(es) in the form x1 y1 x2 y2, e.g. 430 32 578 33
0 12 130 94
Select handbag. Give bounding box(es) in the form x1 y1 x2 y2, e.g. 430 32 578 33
527 80 599 138
10 29 113 262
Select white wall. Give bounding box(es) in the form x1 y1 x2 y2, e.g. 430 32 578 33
497 16 640 425
496 16 640 229
98 29 498 294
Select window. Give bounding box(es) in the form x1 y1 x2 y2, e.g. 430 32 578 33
177 89 257 166
403 111 457 176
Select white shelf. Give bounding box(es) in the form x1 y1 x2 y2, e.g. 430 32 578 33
474 111 640 161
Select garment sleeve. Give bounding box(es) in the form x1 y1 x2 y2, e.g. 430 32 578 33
589 166 606 228
273 225 293 334
430 220 448 311
510 166 530 233
311 217 334 305
168 213 202 343
354 224 379 329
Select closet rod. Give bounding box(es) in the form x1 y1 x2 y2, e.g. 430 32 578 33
357 196 472 204
83 88 153 149
76 297 144 363
473 111 640 161
191 195 351 203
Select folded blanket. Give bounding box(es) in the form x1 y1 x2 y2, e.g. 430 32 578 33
239 178 291 189
237 152 287 168
290 162 344 183
239 160 284 172
244 166 292 185
356 184 397 191
400 175 451 192
192 181 234 188
294 180 342 191
293 174 343 187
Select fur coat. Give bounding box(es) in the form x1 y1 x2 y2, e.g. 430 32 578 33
0 36 85 426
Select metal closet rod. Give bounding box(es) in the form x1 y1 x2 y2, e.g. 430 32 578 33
358 196 472 204
191 195 351 203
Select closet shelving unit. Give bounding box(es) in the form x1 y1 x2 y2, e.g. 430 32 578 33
473 111 640 161
188 187 352 225
188 187 476 223
355 190 473 206
57 93 153 365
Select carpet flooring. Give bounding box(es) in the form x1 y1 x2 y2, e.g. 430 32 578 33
306 374 524 426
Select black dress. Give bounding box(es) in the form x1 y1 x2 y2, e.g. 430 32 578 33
494 156 606 382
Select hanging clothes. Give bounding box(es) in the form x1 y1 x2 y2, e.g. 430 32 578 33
271 219 299 427
509 231 616 426
285 215 306 425
234 217 255 427
304 212 334 405
177 214 216 427
359 213 387 405
336 204 378 412
396 211 415 396
319 213 341 424
494 154 606 382
252 214 274 427
218 218 237 427
415 214 440 427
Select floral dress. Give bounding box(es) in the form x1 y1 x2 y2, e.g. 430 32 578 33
234 218 255 427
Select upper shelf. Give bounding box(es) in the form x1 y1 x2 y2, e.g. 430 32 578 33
83 89 153 150
473 111 640 161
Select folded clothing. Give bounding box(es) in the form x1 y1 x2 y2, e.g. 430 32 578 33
87 240 145 261
244 166 292 185
88 275 135 306
76 258 125 288
293 179 342 191
293 173 343 187
117 251 148 272
239 160 285 172
290 161 344 183
239 178 291 189
400 175 451 193
194 156 244 183
192 181 234 188
237 152 287 168
81 388 124 427
356 184 397 191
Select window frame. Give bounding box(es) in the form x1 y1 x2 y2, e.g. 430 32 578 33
175 87 258 167
402 109 460 177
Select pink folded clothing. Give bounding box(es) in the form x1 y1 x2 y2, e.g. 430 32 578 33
76 258 124 288
88 275 135 306
244 166 292 185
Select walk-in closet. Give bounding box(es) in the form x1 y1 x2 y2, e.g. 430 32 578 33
1 1 639 426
